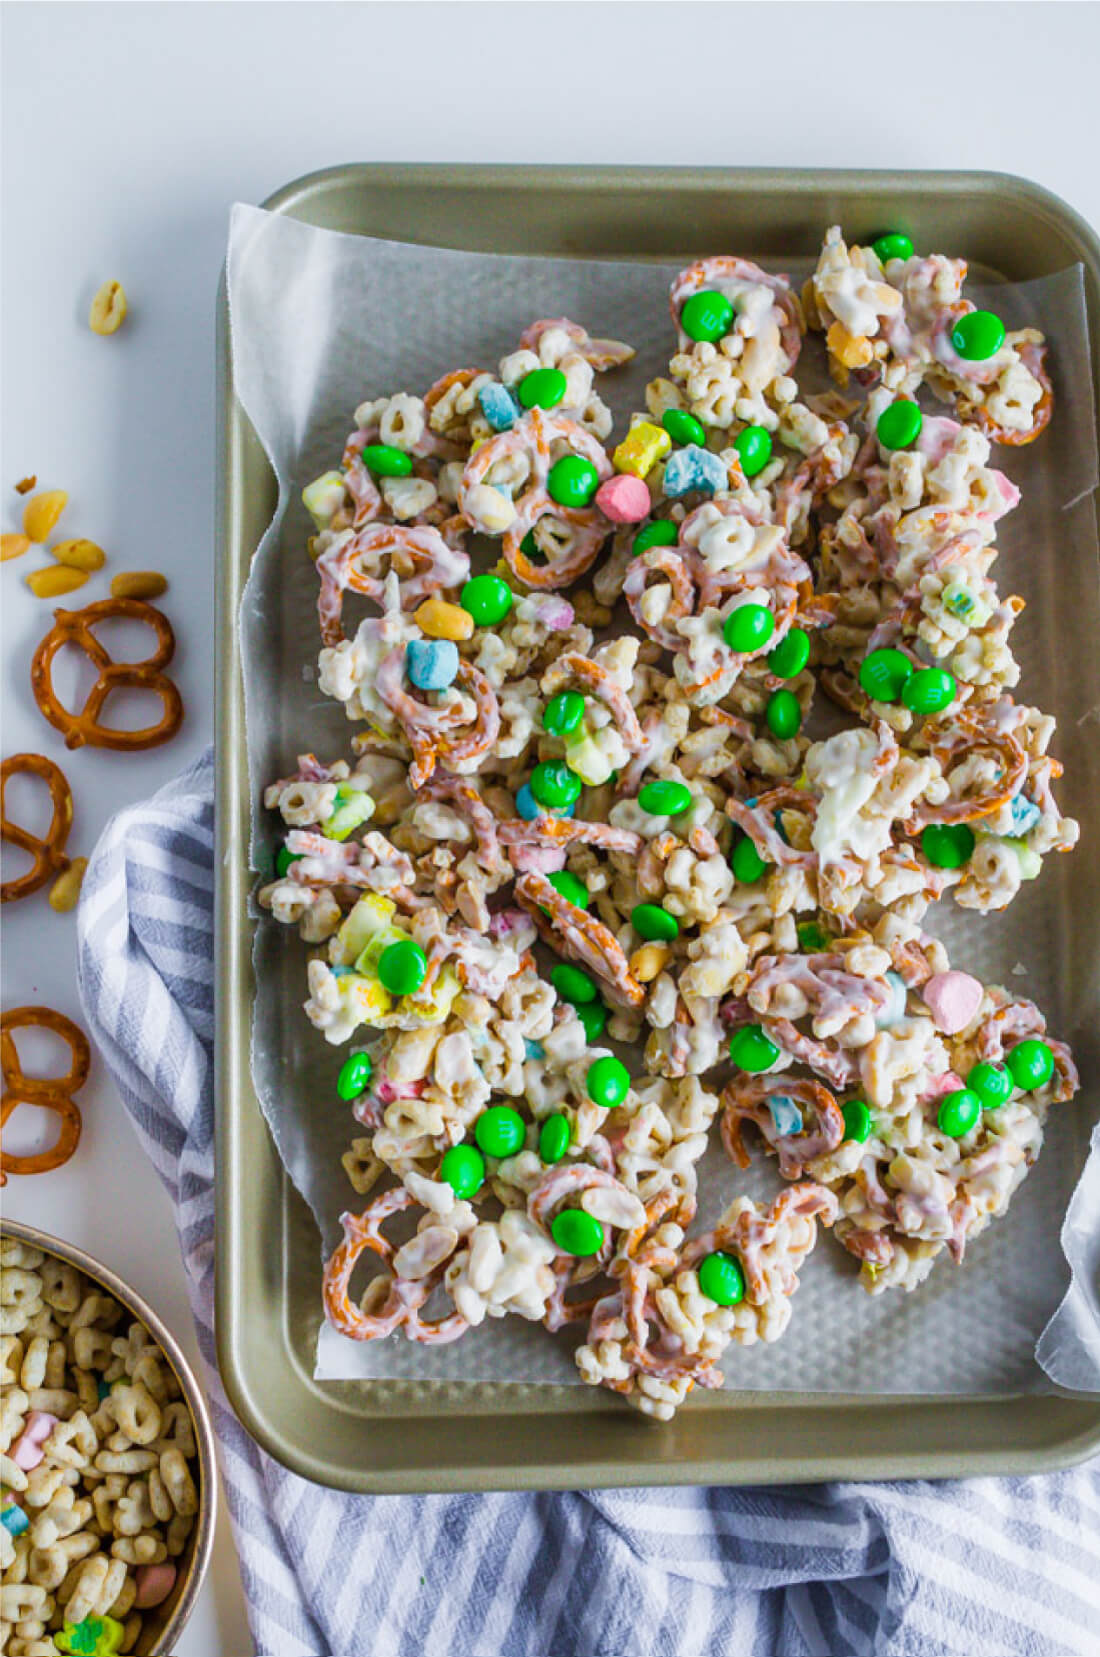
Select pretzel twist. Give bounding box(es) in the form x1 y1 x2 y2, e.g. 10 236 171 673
1 754 73 902
30 598 183 751
1 1005 90 1182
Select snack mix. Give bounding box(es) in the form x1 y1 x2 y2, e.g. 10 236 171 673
0 1238 200 1655
257 231 1078 1419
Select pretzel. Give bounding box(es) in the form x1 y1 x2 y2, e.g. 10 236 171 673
316 522 469 646
30 598 183 751
1 1006 90 1181
322 1187 468 1344
458 408 613 588
669 256 804 370
970 337 1054 447
1 753 74 902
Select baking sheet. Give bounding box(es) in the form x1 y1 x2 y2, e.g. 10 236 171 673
228 202 1100 1393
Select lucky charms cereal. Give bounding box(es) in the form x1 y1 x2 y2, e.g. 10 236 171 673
258 236 1078 1418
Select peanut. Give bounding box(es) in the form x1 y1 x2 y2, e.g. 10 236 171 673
629 943 672 983
826 320 874 371
1 533 31 562
89 280 128 336
23 490 68 543
109 571 167 600
52 538 105 573
49 859 88 914
15 475 37 494
26 565 89 599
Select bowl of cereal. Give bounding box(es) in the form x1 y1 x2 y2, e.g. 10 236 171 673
1 1220 217 1657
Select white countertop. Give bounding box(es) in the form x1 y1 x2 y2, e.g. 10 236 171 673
3 5 1098 1653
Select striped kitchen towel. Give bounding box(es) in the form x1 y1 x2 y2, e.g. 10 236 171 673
76 751 1100 1657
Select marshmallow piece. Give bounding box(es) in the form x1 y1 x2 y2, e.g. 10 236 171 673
134 1562 178 1609
922 971 983 1035
11 1411 58 1472
595 473 651 523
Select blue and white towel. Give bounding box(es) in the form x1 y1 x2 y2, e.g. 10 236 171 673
76 752 1100 1657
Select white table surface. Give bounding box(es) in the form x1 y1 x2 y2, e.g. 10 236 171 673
3 4 1098 1653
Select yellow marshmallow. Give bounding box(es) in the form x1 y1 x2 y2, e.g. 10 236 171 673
613 422 671 479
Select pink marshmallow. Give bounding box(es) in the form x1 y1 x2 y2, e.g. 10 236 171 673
922 971 983 1035
11 1411 58 1472
595 474 650 524
134 1562 178 1609
534 596 575 632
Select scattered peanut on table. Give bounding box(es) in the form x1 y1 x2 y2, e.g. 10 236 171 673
23 491 68 544
48 860 89 915
109 572 167 601
1 534 31 562
25 567 89 600
88 281 128 336
52 539 106 573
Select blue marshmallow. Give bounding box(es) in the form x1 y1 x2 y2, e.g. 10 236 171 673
876 970 909 1029
768 1095 804 1138
525 1039 545 1061
662 444 728 498
478 382 522 432
0 1502 29 1538
1006 794 1041 836
406 638 459 691
515 782 574 822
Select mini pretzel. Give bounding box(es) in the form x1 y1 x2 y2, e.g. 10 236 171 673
1 754 73 903
458 408 613 589
670 255 804 369
31 598 183 752
1 1006 90 1182
322 1186 468 1344
316 523 470 646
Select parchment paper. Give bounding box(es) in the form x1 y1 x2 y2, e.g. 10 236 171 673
227 201 1100 1393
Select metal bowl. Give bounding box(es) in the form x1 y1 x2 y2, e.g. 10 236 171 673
2 1218 218 1655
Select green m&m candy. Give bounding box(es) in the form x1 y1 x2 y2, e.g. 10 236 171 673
723 604 774 654
768 627 810 679
539 1113 571 1165
734 425 773 478
576 999 608 1042
638 779 692 817
842 1100 873 1142
662 408 707 447
475 1105 526 1159
631 903 679 942
729 1024 780 1072
632 520 679 556
547 455 599 507
698 1250 745 1306
1006 1038 1055 1092
586 1055 631 1108
902 668 956 716
872 232 914 264
731 835 767 884
796 921 830 952
440 1143 485 1198
275 844 301 878
551 963 598 1005
461 573 513 626
920 822 975 869
543 691 585 736
336 1052 371 1101
765 689 802 739
952 310 1006 362
859 647 913 703
876 400 923 451
938 1088 982 1138
967 1061 1014 1109
531 761 583 810
547 870 589 910
519 367 567 410
378 939 427 996
681 290 734 343
551 1208 605 1256
361 443 413 477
